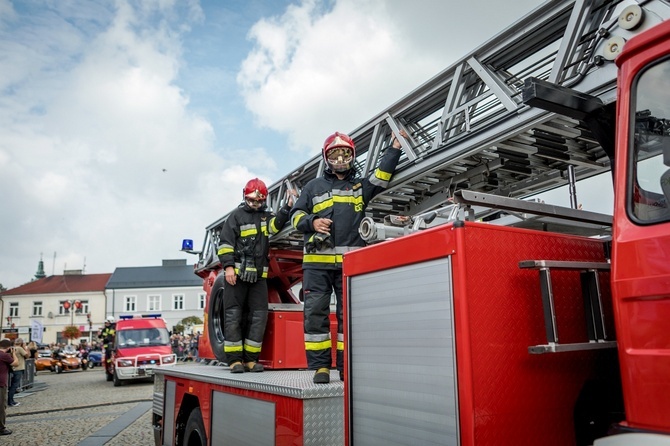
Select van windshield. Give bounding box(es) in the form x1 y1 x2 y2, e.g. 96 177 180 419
117 327 170 347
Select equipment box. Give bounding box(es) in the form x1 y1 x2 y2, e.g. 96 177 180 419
260 304 338 370
343 221 614 446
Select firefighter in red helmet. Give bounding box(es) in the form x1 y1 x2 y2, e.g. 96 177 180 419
217 178 296 373
291 130 406 383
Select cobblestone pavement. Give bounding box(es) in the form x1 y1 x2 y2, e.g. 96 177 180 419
5 366 156 446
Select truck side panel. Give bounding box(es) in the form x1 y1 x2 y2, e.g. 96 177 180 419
344 222 614 445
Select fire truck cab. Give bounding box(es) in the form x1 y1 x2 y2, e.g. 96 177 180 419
107 314 176 386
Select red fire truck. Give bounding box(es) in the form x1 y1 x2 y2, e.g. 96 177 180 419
153 1 670 445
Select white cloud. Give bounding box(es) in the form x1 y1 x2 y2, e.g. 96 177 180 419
238 0 540 155
0 1 257 288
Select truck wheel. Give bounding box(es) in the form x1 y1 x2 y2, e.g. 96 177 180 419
113 371 122 387
183 407 207 446
207 272 227 363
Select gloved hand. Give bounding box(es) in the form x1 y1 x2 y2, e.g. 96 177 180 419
305 233 334 253
238 255 258 283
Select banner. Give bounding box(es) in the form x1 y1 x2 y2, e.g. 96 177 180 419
30 319 43 343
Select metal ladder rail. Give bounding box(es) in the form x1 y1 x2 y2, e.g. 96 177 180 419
518 259 616 354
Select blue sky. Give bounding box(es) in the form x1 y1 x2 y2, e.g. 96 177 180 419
1 0 555 289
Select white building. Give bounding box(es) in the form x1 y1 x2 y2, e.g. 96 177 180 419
0 271 111 345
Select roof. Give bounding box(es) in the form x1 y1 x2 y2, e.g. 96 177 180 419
106 264 202 289
1 273 112 296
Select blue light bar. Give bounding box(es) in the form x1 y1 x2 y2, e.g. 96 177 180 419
119 315 134 320
142 313 162 319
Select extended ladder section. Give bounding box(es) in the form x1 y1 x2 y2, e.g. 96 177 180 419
194 0 670 275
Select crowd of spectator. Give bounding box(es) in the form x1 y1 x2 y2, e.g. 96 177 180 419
170 332 200 362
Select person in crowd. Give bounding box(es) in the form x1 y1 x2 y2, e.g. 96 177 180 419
217 178 295 373
7 338 28 407
0 339 19 435
27 341 38 359
290 130 404 383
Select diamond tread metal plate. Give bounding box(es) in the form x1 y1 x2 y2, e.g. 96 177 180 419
155 364 343 399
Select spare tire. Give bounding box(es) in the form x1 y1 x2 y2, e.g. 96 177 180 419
207 272 227 363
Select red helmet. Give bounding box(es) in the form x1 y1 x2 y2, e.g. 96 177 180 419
323 132 355 172
243 178 268 209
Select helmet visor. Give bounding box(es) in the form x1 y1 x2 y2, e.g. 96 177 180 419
245 198 265 209
326 147 353 172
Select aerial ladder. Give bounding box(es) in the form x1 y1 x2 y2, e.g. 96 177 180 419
192 0 669 271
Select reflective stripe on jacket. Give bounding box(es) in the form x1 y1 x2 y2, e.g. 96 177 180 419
291 146 401 270
217 202 291 274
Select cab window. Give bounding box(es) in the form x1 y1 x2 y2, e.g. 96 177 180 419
630 57 670 223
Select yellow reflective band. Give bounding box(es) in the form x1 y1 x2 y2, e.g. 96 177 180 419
261 271 268 278
244 345 262 353
333 195 364 206
375 169 392 181
241 228 258 237
305 340 332 351
337 341 344 351
224 345 243 352
292 212 306 228
303 254 343 264
217 247 233 255
313 199 334 213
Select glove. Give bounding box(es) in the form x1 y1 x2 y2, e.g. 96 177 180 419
305 233 334 253
238 255 258 283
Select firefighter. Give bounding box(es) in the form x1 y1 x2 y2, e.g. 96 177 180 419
291 130 404 383
217 178 295 373
99 316 116 367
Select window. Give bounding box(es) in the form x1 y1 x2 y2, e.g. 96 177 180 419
76 300 89 314
32 301 43 317
9 303 18 318
173 294 184 310
148 295 162 312
59 301 69 315
198 293 206 310
125 296 137 312
630 57 670 223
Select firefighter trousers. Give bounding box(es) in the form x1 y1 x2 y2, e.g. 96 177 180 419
303 268 343 371
223 278 269 365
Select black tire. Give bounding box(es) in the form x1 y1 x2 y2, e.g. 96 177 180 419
113 371 122 387
207 272 227 363
183 407 207 446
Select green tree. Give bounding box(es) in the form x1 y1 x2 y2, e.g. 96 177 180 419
0 283 6 292
180 315 203 326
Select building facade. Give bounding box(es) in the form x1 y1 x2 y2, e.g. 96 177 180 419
1 259 207 344
0 272 111 345
105 259 205 333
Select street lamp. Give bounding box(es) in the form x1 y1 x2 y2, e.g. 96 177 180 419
87 313 92 344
